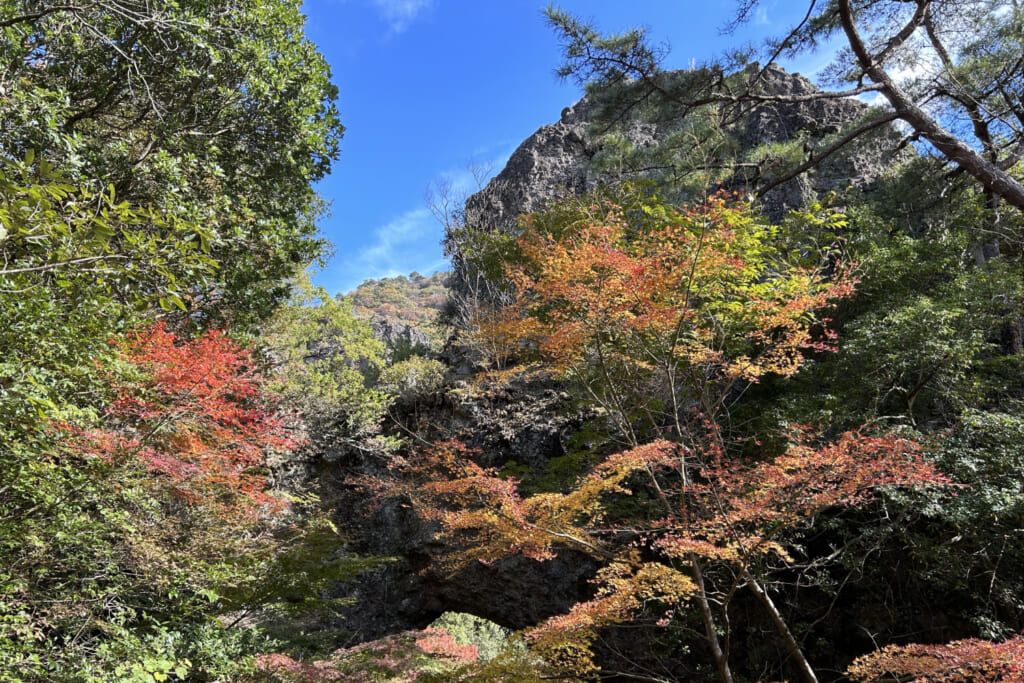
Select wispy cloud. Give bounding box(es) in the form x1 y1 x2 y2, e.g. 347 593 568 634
330 207 447 293
435 145 517 195
370 0 433 33
326 146 515 294
857 49 939 108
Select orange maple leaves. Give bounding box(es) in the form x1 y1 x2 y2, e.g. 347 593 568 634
651 429 950 564
502 192 854 385
847 636 1024 682
406 430 947 642
402 191 955 679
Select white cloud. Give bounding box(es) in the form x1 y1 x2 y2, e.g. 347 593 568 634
370 0 432 33
861 90 889 108
326 146 515 294
331 207 447 293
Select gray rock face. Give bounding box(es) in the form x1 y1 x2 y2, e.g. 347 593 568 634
463 64 903 236
463 101 596 235
371 316 432 362
342 536 598 638
439 379 581 470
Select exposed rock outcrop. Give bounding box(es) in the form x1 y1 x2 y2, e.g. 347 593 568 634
333 64 910 647
371 316 432 362
328 376 596 641
463 64 903 236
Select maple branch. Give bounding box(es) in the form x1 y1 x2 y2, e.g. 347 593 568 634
524 521 607 557
693 556 735 683
742 567 819 683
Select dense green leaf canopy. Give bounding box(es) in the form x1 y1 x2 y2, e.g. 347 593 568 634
1 0 342 326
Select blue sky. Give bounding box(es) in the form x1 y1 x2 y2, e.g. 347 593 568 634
301 1 834 295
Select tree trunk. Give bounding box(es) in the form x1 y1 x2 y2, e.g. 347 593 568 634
692 555 735 683
837 0 1024 214
743 568 819 683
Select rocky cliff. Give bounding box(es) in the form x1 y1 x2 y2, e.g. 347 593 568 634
333 63 910 647
463 64 904 236
324 374 597 640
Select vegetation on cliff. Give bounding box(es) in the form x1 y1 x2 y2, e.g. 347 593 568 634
346 271 448 345
2 1 1024 682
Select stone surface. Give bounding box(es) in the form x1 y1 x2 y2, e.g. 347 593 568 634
330 64 910 645
325 376 596 641
463 64 903 237
371 316 433 362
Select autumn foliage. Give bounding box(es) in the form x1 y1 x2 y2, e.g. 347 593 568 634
255 625 481 682
398 190 954 681
67 322 297 516
505 191 852 378
847 635 1024 682
404 432 947 641
469 190 857 453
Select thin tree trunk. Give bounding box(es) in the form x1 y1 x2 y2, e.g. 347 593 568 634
692 555 734 683
742 568 819 683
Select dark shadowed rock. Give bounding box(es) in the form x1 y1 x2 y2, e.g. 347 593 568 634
325 376 597 641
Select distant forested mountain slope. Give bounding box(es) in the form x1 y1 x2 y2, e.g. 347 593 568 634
344 271 449 348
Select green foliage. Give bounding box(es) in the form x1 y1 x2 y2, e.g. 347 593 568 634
882 409 1024 639
0 324 371 681
0 158 215 443
1 0 342 327
428 613 512 663
264 274 391 440
378 356 448 402
0 431 261 680
759 166 1024 431
0 0 349 673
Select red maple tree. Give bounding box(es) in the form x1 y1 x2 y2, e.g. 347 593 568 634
68 322 298 516
400 192 951 682
848 636 1024 682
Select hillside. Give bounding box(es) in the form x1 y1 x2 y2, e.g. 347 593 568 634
344 271 449 349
